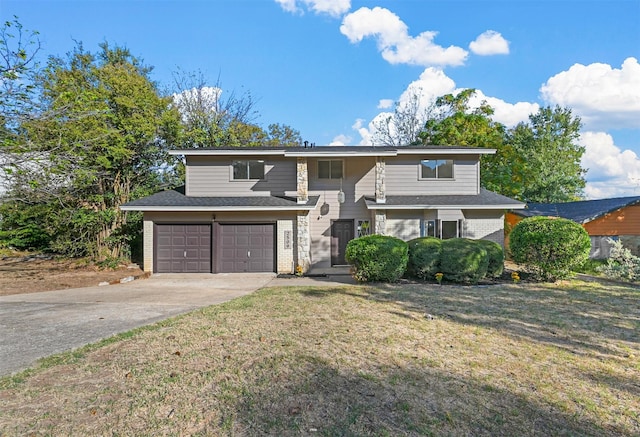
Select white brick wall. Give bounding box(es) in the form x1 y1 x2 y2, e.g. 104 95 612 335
143 219 153 273
277 219 295 274
464 218 504 246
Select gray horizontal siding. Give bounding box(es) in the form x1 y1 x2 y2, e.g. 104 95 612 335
186 156 296 197
385 156 479 195
308 157 375 269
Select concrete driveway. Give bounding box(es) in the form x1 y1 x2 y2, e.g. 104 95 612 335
0 273 276 376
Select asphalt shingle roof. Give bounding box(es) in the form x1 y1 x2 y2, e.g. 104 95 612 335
513 196 640 223
364 188 525 209
121 187 319 210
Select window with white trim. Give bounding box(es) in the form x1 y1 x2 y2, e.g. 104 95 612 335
318 160 343 179
232 160 265 180
420 219 463 239
420 220 437 237
420 159 453 179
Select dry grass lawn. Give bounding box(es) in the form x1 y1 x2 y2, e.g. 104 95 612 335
0 279 638 436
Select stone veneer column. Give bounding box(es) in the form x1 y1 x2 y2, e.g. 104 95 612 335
374 209 387 235
375 157 386 203
296 211 311 272
297 157 308 204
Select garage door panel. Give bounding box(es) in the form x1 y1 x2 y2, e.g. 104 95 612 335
217 224 274 273
155 224 211 273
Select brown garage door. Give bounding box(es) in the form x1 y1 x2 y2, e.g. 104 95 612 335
155 224 211 273
218 224 274 273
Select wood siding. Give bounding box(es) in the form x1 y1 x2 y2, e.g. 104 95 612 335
385 155 479 196
584 205 640 236
186 155 297 197
506 206 640 237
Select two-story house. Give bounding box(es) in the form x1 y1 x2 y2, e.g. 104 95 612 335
121 145 525 274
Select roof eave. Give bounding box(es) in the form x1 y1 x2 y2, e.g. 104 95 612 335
395 148 496 155
169 149 286 156
120 205 317 212
284 151 397 157
366 203 525 210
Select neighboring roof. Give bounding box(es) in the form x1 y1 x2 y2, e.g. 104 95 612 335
168 145 496 157
364 188 525 210
511 196 640 224
121 187 320 211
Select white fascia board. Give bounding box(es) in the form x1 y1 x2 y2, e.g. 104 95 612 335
395 148 496 155
284 151 397 157
120 205 316 212
366 203 526 210
168 149 286 156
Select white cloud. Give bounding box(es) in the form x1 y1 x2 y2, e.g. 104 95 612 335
467 90 538 128
275 0 350 17
580 131 640 198
329 134 350 145
469 30 509 55
340 7 468 67
352 118 372 145
377 99 394 109
274 0 298 13
541 57 640 130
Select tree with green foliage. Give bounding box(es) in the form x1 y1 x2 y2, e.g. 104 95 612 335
416 89 523 197
0 17 42 188
2 42 181 260
414 89 586 202
509 106 585 202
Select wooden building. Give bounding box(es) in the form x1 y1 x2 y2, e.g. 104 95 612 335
506 196 640 258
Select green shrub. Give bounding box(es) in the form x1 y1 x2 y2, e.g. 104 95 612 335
509 216 591 281
406 237 442 280
345 235 408 282
440 238 489 283
598 239 640 281
576 258 607 275
475 239 504 278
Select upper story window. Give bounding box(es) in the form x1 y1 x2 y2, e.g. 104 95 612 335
232 160 265 180
420 159 453 179
318 160 343 179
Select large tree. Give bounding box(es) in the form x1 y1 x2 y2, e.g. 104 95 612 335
0 18 41 188
371 90 433 146
415 90 585 201
416 89 521 196
509 106 585 202
3 42 181 260
171 70 301 148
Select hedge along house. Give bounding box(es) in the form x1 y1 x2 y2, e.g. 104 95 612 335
121 146 525 274
506 196 640 259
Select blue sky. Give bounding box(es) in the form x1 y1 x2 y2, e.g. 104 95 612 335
2 0 639 199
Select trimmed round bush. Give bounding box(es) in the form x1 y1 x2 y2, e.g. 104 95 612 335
475 239 504 278
440 238 489 283
345 235 408 282
509 216 591 281
406 237 442 280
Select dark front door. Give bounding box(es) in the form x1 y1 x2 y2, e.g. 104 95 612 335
218 224 275 273
331 220 354 266
155 224 211 273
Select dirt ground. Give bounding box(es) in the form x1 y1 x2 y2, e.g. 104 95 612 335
0 256 146 296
